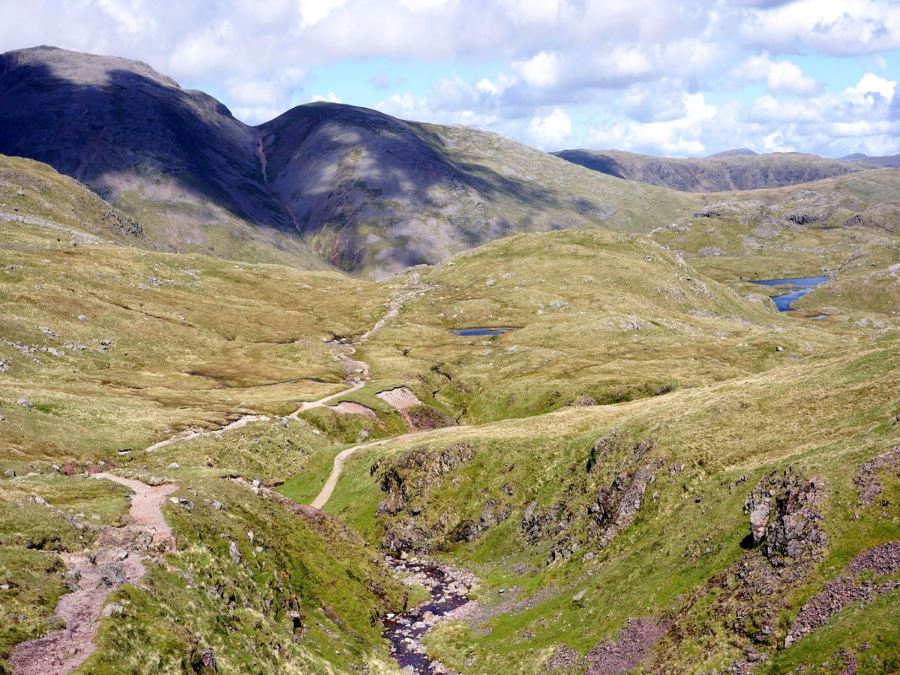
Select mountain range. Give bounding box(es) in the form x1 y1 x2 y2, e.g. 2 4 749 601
553 147 900 192
0 46 700 276
6 46 898 278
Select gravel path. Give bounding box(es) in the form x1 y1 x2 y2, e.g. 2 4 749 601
9 474 177 675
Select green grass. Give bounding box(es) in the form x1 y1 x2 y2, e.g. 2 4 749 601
0 154 898 673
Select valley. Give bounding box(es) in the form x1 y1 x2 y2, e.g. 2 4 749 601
0 46 898 675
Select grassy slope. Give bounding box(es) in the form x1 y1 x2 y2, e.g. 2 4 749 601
0 157 390 463
650 169 900 319
0 155 898 673
325 334 899 673
356 229 840 425
0 160 406 673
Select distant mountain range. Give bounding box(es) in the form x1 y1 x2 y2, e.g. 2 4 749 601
1 46 898 276
553 148 900 192
0 46 701 276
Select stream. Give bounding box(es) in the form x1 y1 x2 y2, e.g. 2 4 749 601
382 555 476 674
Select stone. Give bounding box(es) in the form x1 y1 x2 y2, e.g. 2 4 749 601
572 589 587 606
101 602 124 617
4 468 15 478
16 398 33 408
744 467 826 561
775 345 784 352
211 501 225 510
191 647 217 673
167 462 180 470
229 540 241 564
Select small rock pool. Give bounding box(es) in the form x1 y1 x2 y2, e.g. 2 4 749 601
751 276 828 312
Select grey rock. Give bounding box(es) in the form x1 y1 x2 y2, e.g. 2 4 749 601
229 540 241 564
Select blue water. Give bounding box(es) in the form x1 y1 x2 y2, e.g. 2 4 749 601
452 327 510 336
751 276 829 312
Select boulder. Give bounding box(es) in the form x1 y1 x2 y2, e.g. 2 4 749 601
743 468 826 562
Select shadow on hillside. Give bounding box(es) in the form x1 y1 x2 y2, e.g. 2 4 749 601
0 57 290 232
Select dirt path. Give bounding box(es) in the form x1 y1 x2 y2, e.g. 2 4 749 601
9 475 177 675
310 425 463 510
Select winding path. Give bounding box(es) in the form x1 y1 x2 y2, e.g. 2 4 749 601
309 425 463 509
9 474 178 675
8 274 435 672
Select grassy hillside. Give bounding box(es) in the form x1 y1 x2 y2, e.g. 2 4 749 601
650 169 900 319
321 326 899 674
0 155 388 464
0 149 898 674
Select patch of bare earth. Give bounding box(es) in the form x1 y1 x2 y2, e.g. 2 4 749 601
9 474 177 675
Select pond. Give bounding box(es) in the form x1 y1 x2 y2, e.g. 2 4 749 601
751 276 829 312
451 327 514 336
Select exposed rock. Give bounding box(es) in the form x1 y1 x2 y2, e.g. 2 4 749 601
698 246 725 257
448 500 512 543
585 618 668 674
854 446 900 506
546 644 583 672
16 397 33 408
588 461 661 550
785 541 900 647
190 647 217 674
406 405 455 431
587 431 622 472
376 443 479 553
228 540 241 565
571 395 598 407
743 468 827 562
4 468 15 478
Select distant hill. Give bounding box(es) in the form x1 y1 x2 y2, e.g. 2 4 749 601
0 46 700 276
553 148 864 192
841 153 900 168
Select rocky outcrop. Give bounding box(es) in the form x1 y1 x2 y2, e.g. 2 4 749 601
406 405 455 431
448 500 512 544
785 541 900 647
588 461 660 549
375 443 480 553
744 467 827 563
854 446 900 507
521 432 661 564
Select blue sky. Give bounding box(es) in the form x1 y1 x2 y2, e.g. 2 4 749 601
2 0 898 156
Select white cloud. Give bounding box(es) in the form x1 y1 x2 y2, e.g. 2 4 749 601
732 54 819 95
740 0 900 55
1 0 899 155
512 52 560 89
586 93 721 156
528 109 572 148
311 92 344 103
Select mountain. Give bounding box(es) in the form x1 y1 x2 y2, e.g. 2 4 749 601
553 148 863 192
0 46 701 277
842 153 900 168
706 148 757 157
1 55 899 673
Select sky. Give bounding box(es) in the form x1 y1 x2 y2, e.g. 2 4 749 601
2 0 899 157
